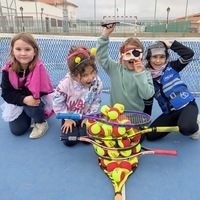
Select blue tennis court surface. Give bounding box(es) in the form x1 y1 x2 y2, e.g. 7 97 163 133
0 93 200 200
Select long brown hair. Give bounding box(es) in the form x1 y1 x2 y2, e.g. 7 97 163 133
8 32 39 72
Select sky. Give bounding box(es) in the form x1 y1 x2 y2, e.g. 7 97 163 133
72 0 200 20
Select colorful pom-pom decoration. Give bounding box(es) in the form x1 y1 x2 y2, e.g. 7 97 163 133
90 48 97 55
75 57 81 64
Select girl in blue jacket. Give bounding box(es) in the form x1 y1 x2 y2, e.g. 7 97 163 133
145 40 199 140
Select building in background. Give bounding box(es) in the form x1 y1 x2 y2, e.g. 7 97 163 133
0 0 78 33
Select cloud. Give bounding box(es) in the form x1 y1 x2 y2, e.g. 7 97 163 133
72 0 200 20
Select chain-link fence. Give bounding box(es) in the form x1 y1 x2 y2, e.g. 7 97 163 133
1 34 200 96
0 18 199 37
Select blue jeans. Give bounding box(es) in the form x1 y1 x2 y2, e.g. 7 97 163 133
9 102 45 136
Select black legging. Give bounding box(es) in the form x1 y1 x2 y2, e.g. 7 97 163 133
146 100 199 141
61 119 88 147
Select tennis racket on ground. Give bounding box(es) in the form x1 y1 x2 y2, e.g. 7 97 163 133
57 111 179 141
88 126 180 141
97 146 178 161
60 135 140 151
56 110 151 128
99 157 136 200
98 146 177 200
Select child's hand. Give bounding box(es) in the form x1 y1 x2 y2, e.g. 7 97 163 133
102 23 116 38
81 118 87 127
159 40 172 48
61 119 76 133
23 95 40 106
134 59 144 73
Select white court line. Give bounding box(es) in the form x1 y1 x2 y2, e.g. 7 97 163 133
122 184 126 200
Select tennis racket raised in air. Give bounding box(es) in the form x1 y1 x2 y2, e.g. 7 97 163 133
101 21 135 28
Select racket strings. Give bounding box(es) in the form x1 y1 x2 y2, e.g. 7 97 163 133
98 157 137 199
121 112 151 125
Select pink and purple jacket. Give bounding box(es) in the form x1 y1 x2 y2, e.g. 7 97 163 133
52 73 103 115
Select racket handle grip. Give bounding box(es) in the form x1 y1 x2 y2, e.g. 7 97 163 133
60 136 78 141
56 113 82 120
154 150 178 156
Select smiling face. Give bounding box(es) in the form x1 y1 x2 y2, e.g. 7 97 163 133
149 54 167 70
12 39 36 69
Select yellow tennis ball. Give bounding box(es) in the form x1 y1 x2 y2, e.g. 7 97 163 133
88 123 101 135
107 150 119 158
118 118 132 131
85 119 96 128
96 146 107 156
94 139 103 144
129 157 139 168
113 126 126 137
132 143 141 154
113 103 125 114
120 149 132 157
101 123 113 136
100 158 110 168
131 134 141 143
119 160 132 173
111 167 126 182
117 138 131 148
107 108 120 120
104 136 116 147
106 161 119 172
100 105 111 117
126 127 136 136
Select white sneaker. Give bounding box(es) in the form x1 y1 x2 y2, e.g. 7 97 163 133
191 114 200 140
29 121 49 139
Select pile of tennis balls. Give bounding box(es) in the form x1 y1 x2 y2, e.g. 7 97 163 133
100 157 139 182
86 103 142 183
87 103 141 140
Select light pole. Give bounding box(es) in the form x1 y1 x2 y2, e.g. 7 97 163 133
154 0 157 24
114 0 116 19
20 6 25 31
94 0 96 33
41 8 44 32
123 0 126 22
165 7 170 33
185 0 189 19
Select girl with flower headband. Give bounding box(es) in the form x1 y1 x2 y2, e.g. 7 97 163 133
96 23 154 117
52 45 103 146
144 40 200 140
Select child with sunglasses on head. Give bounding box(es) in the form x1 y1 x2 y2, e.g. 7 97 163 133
1 32 54 139
144 40 200 141
52 46 103 147
96 23 154 113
